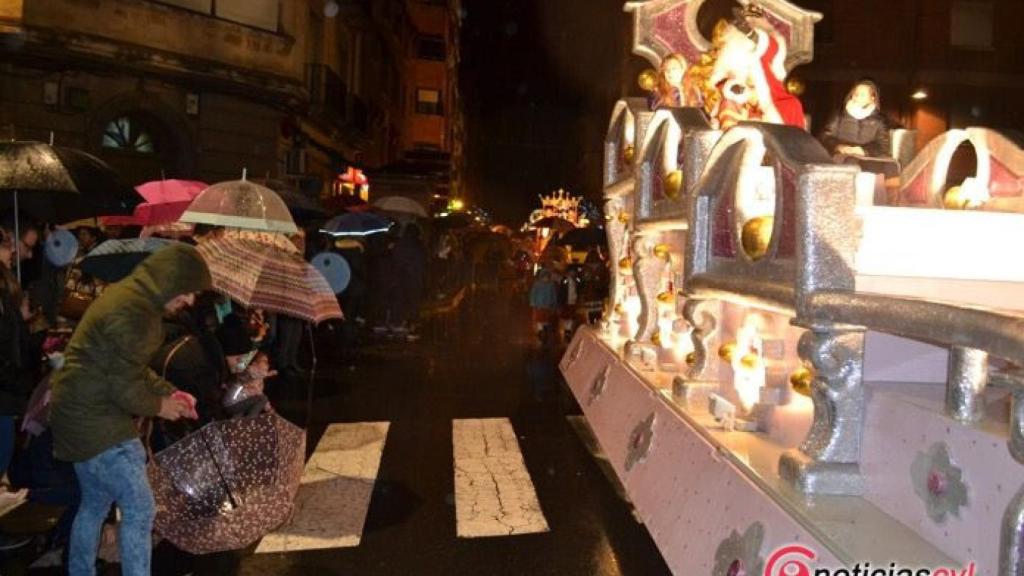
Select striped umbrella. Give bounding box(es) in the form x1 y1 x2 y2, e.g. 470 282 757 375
196 236 342 324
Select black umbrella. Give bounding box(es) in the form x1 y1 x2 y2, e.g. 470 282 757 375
555 227 607 249
253 178 327 220
0 141 139 279
80 238 174 283
0 141 139 222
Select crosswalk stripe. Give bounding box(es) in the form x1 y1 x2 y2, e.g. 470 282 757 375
256 421 390 553
453 418 550 538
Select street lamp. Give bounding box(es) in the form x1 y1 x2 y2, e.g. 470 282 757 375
911 88 929 101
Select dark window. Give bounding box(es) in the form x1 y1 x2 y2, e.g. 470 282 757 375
416 35 446 61
951 1 994 50
416 89 443 115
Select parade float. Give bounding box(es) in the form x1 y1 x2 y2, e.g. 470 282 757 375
561 1 1024 574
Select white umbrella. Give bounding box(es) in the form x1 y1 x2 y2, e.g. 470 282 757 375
180 175 298 235
373 196 428 218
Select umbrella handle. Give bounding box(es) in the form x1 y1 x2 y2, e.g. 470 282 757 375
197 424 239 510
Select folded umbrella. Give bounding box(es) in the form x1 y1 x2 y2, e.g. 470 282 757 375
80 238 174 283
320 212 392 237
148 412 306 554
180 179 298 235
197 235 343 324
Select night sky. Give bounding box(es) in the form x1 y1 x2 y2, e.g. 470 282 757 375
458 0 641 224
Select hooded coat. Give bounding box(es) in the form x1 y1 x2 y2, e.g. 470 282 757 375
49 244 211 462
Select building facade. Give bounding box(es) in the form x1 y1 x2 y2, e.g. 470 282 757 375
0 0 463 206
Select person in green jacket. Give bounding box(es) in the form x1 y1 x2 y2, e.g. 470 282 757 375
50 243 211 576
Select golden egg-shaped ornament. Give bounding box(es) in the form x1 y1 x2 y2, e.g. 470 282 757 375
718 342 737 363
651 332 662 346
664 170 684 199
943 186 968 210
785 77 806 96
618 211 630 224
656 290 675 305
653 243 672 260
638 68 658 92
685 352 697 366
623 145 635 164
614 302 625 315
741 216 774 261
789 366 814 397
740 353 760 370
618 257 633 272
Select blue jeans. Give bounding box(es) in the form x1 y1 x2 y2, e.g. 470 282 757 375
70 439 155 576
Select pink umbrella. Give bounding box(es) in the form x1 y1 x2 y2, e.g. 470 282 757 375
103 180 207 227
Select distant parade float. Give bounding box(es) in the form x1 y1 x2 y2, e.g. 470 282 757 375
561 1 1024 575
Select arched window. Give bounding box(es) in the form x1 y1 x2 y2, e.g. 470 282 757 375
101 116 156 153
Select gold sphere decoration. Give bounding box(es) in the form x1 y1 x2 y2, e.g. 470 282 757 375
638 68 658 92
685 352 697 366
789 367 814 397
651 332 661 346
618 257 633 272
741 216 774 261
653 243 672 260
656 291 675 305
785 77 806 96
623 145 635 164
740 353 760 370
618 212 630 224
614 302 625 315
943 186 966 210
718 342 737 363
664 170 684 199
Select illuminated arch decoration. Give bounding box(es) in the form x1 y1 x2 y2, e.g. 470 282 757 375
624 0 821 70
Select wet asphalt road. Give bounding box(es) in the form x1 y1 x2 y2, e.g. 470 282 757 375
240 292 671 576
7 291 672 576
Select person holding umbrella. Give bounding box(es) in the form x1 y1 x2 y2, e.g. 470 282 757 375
49 243 211 576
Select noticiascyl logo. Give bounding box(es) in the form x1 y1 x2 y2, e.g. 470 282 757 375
762 544 978 576
764 544 816 576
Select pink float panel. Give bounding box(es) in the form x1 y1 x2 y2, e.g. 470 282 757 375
561 329 841 574
862 383 1022 574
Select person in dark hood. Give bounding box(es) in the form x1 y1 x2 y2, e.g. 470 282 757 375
392 224 427 337
50 243 211 576
820 80 898 177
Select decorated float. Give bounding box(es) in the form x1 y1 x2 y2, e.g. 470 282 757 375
561 1 1024 574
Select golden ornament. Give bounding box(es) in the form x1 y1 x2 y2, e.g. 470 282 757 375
740 353 760 370
785 78 806 96
651 332 661 346
623 145 635 164
653 243 671 260
718 342 737 363
943 186 966 210
685 352 697 366
656 291 675 304
664 170 684 199
638 68 658 92
741 216 774 261
789 367 814 397
618 212 630 223
618 257 633 272
614 302 624 315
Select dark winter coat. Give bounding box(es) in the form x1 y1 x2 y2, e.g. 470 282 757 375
49 244 212 462
0 269 31 416
821 109 892 158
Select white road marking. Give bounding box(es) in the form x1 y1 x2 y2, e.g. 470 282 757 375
453 418 550 538
256 421 390 553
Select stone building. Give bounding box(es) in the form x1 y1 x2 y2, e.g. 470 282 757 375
0 0 464 204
